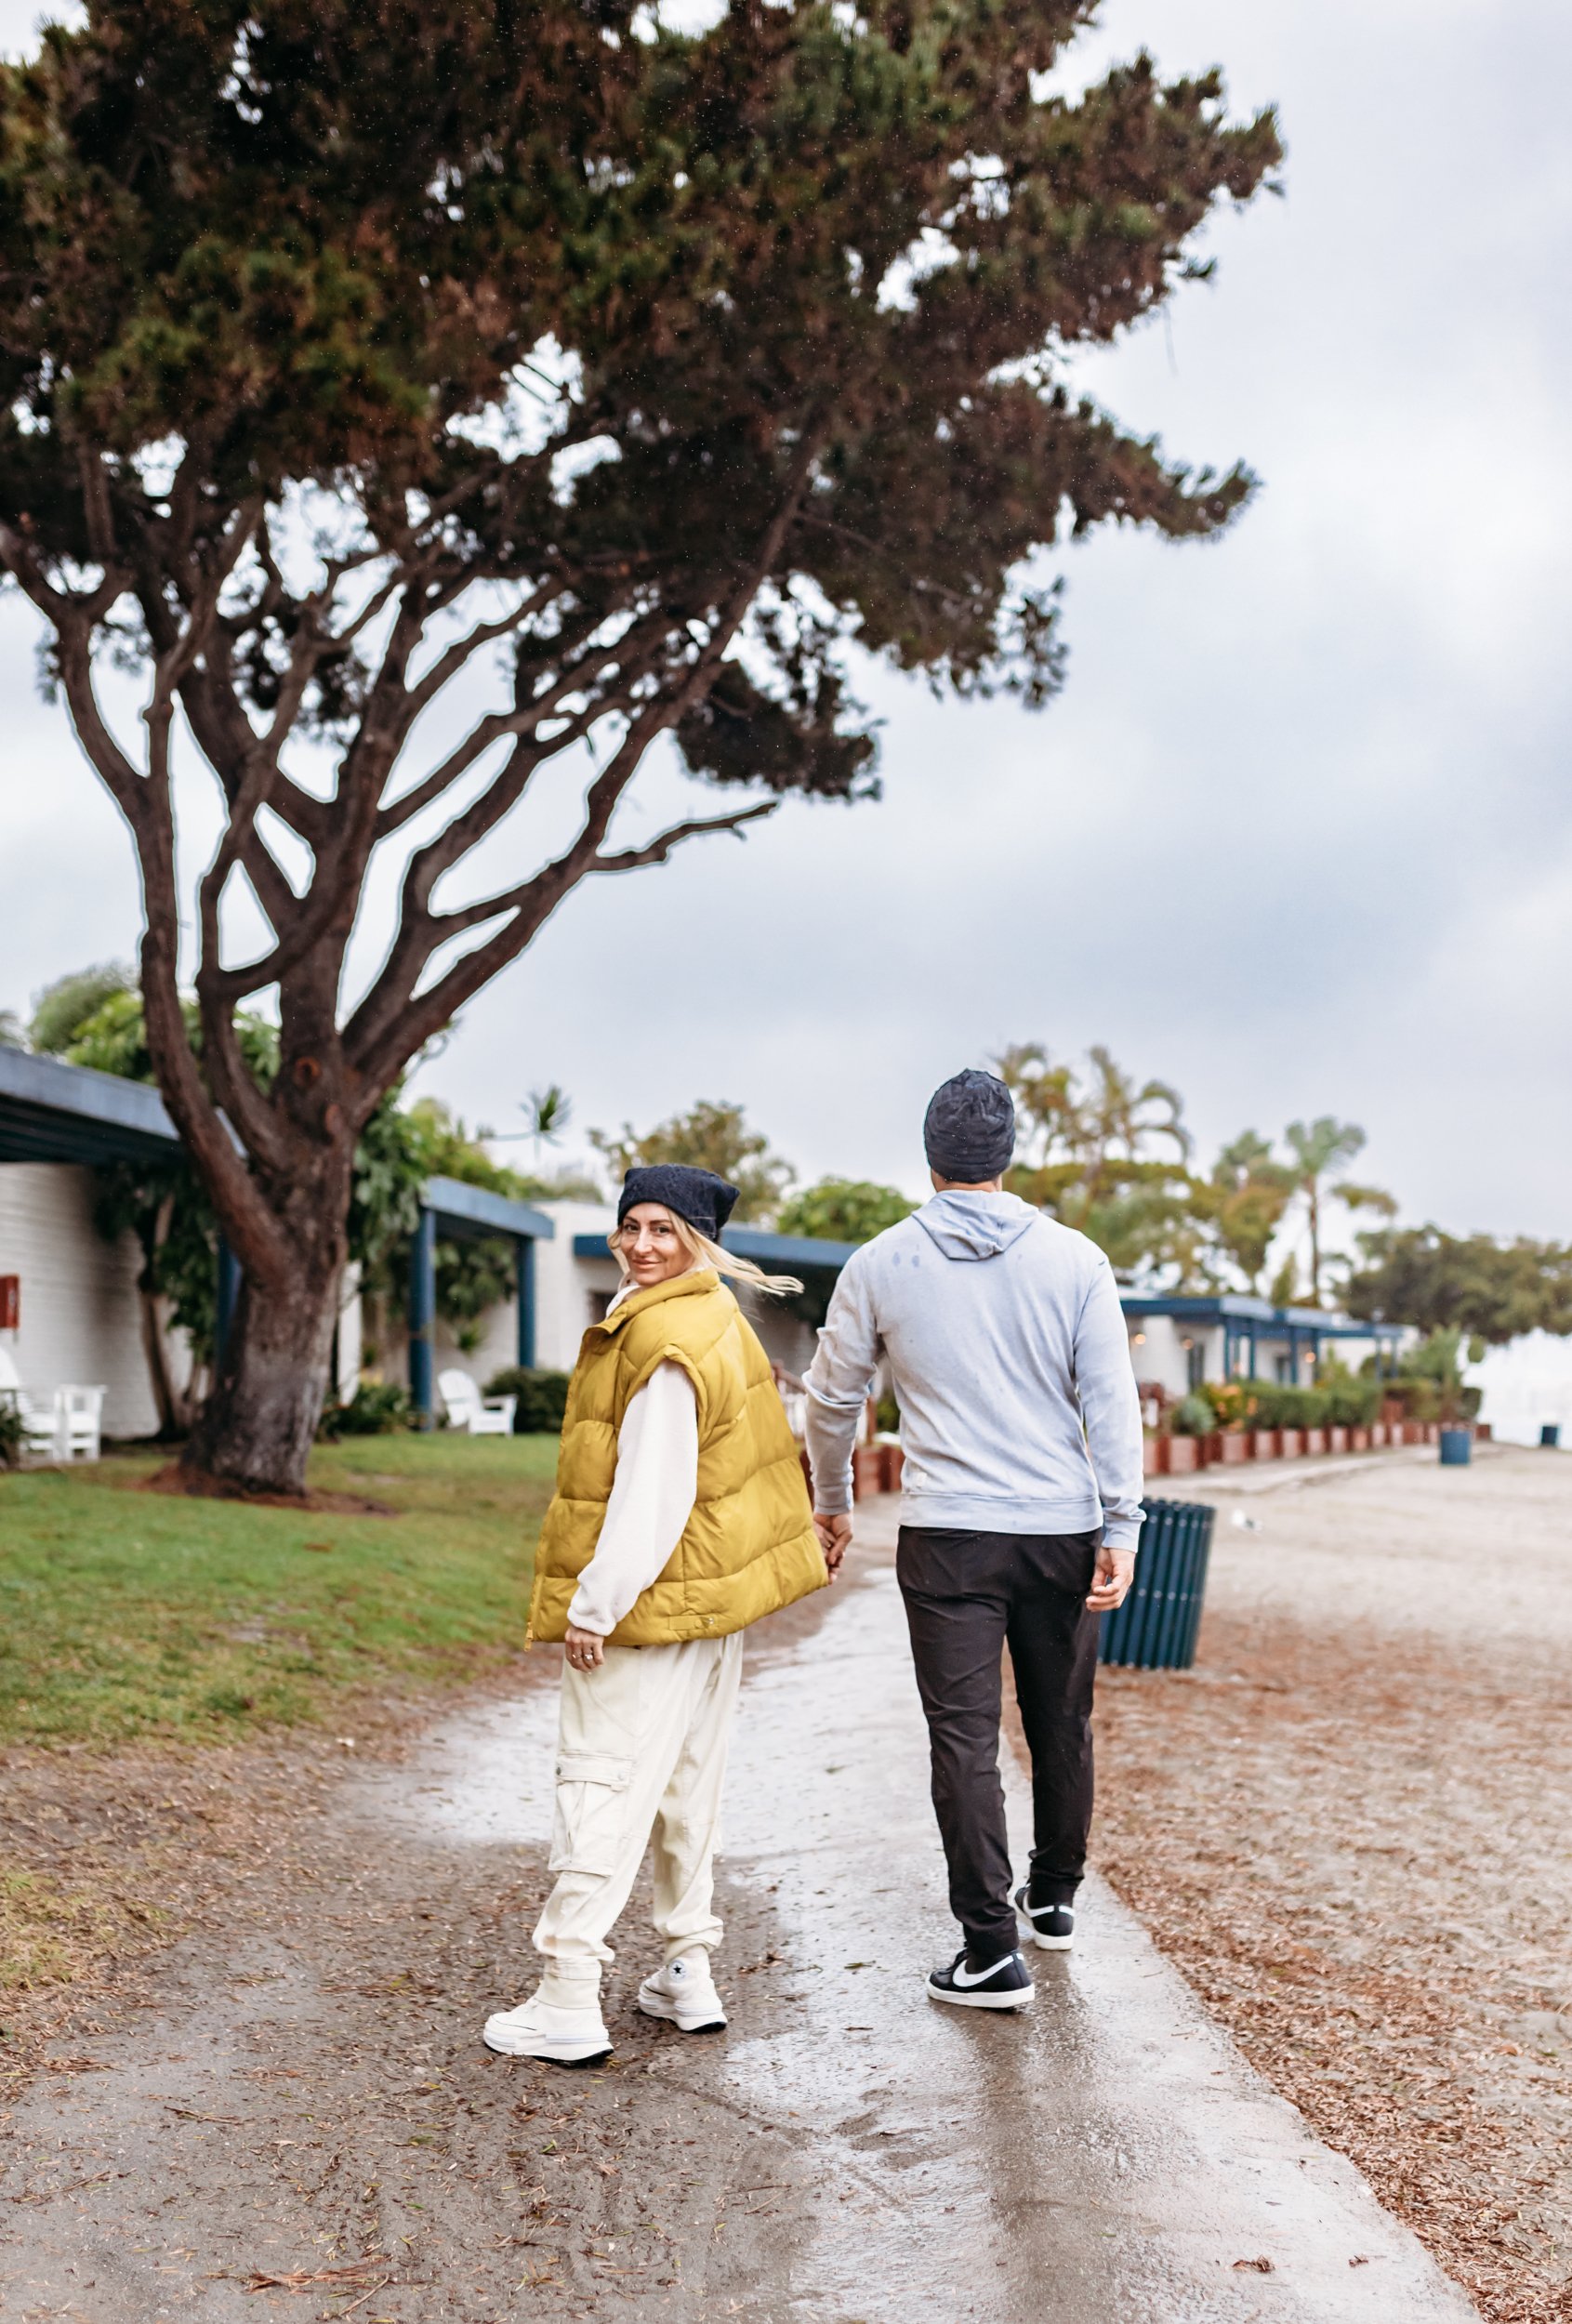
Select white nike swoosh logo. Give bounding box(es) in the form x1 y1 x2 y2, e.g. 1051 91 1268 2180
952 1956 1015 1987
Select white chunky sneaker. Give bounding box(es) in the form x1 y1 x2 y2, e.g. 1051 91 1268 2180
636 1952 727 2034
482 1993 612 2067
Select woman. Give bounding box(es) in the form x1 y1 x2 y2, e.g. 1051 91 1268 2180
482 1162 829 2067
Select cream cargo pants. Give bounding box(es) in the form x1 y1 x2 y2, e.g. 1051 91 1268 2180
533 1631 743 1990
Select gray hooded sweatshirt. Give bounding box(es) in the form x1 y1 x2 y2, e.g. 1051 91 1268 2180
803 1190 1145 1549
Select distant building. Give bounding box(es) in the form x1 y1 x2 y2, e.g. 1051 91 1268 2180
0 1050 1416 1441
1122 1293 1403 1408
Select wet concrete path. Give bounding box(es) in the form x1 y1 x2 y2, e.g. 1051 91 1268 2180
0 1515 1477 2322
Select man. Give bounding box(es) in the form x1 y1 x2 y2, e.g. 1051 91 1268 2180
804 1068 1143 2012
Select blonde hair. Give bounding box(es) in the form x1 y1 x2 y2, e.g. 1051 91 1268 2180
609 1210 801 1298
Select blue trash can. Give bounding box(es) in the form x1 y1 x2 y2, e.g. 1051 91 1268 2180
1439 1427 1473 1466
1099 1499 1216 1670
1541 1424 1561 1449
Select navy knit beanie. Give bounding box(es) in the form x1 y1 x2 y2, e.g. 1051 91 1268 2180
923 1069 1016 1182
617 1164 740 1242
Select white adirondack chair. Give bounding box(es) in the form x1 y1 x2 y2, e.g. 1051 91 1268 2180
0 1343 63 1460
438 1368 517 1436
58 1384 108 1461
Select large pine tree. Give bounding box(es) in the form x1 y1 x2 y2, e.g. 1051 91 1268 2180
0 0 1280 1491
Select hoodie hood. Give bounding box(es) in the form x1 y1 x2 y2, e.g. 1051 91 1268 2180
913 1189 1040 1262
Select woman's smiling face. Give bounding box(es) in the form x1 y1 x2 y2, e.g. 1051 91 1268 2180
617 1202 692 1287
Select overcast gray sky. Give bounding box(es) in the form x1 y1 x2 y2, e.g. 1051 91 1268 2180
2 0 1569 1248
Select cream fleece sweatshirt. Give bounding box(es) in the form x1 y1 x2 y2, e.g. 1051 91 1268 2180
564 1273 700 1637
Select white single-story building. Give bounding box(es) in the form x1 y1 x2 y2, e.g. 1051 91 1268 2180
1121 1293 1406 1410
0 1052 851 1437
21 1049 1558 1451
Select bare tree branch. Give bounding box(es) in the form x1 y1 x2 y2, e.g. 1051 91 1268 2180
590 799 778 872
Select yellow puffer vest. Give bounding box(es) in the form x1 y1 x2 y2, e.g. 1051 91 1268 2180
527 1269 826 1647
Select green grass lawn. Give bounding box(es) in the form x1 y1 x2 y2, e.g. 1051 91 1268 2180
0 1434 558 1750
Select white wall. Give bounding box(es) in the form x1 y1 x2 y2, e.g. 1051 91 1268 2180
1467 1331 1572 1448
533 1200 622 1371
0 1162 160 1438
432 1301 519 1393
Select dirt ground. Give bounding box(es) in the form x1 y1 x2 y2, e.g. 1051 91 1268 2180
1081 1446 1572 2324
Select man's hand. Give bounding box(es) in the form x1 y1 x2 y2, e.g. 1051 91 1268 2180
1085 1545 1135 1612
814 1511 853 1579
564 1623 605 1671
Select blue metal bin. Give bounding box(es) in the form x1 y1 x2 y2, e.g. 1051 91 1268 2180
1099 1499 1217 1671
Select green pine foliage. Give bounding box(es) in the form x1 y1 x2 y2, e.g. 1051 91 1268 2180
0 1 1281 1486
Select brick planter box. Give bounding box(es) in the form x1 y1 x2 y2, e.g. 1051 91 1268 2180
1279 1429 1304 1459
1166 1434 1200 1473
1251 1429 1280 1461
1218 1432 1250 1464
1350 1426 1371 1451
1143 1435 1169 1477
1369 1422 1387 1447
1328 1426 1349 1455
1303 1429 1328 1456
852 1446 883 1500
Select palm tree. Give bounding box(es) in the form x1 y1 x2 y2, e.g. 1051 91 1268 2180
1202 1129 1295 1291
1284 1118 1395 1304
522 1084 574 1171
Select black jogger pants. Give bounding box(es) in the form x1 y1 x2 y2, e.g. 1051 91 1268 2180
897 1525 1102 1961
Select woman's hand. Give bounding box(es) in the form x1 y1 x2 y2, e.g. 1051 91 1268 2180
814 1512 852 1578
564 1624 606 1671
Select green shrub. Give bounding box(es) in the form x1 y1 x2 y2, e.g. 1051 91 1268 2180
1198 1380 1256 1430
318 1380 413 1438
1323 1377 1380 1426
1248 1382 1331 1429
1171 1394 1214 1437
0 1400 24 1469
875 1392 901 1436
483 1366 572 1434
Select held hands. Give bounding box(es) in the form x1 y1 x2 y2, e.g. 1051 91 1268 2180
563 1624 605 1671
1086 1545 1135 1612
813 1511 852 1581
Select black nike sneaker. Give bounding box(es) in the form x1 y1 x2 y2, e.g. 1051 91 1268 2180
1013 1884 1075 1951
926 1948 1034 2010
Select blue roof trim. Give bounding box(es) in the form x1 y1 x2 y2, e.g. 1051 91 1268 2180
722 1225 859 1270
1119 1291 1397 1338
0 1046 180 1165
422 1175 554 1242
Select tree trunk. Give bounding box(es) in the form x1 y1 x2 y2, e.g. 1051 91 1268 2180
183 1247 344 1497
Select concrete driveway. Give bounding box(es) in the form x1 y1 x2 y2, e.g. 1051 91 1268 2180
0 1507 1478 2322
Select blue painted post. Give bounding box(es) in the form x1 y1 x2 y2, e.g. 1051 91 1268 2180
1248 1324 1258 1380
516 1236 536 1371
408 1206 436 1428
215 1236 243 1374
